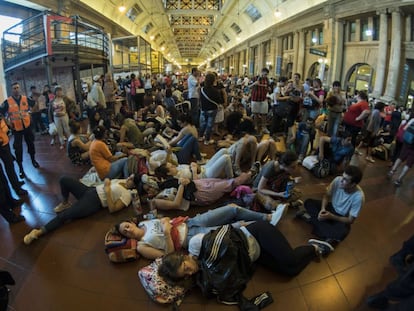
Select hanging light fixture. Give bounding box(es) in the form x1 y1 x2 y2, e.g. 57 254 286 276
236 0 241 41
274 0 281 18
119 1 126 13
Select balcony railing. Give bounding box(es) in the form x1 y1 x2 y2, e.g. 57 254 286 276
2 11 110 71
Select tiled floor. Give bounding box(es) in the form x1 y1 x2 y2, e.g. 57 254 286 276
1 133 413 311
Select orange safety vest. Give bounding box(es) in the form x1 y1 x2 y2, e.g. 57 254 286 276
0 118 9 146
7 96 30 131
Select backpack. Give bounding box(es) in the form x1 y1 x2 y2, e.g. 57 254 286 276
104 228 139 263
138 257 191 305
403 122 414 145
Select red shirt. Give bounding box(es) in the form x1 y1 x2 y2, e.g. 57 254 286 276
251 76 269 102
343 100 369 128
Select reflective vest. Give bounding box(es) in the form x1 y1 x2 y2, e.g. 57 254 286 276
0 118 9 146
7 96 30 131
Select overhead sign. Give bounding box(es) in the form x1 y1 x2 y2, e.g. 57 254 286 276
309 48 327 57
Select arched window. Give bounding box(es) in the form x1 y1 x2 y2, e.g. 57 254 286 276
307 62 329 81
345 63 375 96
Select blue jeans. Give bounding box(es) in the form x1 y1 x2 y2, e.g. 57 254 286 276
176 134 202 163
296 133 311 157
185 205 268 243
203 152 233 178
43 176 102 232
107 156 128 179
199 109 218 140
303 109 319 121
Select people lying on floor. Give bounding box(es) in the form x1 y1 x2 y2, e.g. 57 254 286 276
155 149 235 180
114 204 287 260
140 172 254 211
295 117 316 163
67 120 91 165
158 221 333 305
252 151 303 211
0 164 25 224
89 125 128 180
317 130 354 174
296 165 364 249
23 174 139 245
366 233 414 310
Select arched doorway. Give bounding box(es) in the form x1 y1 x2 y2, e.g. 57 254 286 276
307 61 329 82
345 63 375 96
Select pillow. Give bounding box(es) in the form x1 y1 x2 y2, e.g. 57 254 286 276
138 257 189 305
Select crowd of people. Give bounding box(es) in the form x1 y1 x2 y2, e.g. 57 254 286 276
0 68 413 309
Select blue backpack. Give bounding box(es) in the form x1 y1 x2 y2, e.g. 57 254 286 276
403 123 414 145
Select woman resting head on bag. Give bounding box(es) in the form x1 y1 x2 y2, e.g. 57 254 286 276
158 221 333 305
114 204 287 260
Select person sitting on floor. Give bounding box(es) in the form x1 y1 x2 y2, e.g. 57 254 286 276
317 130 354 174
67 120 91 165
296 165 364 249
23 174 139 245
114 204 287 259
252 151 303 211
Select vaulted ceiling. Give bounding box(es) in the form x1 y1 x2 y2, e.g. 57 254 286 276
79 0 329 65
5 0 329 65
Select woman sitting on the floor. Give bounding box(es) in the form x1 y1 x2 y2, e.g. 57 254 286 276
23 174 139 245
89 125 128 180
67 120 91 165
115 204 287 259
139 171 254 211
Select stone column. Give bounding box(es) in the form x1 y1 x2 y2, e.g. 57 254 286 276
330 19 345 85
382 8 402 102
296 30 305 78
275 37 283 78
292 31 299 74
405 14 412 41
372 9 388 98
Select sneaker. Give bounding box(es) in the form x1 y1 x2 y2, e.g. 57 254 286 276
365 156 375 163
295 210 312 223
308 238 334 256
354 149 363 156
23 228 42 245
54 201 71 213
217 296 239 305
270 203 288 226
298 155 304 164
50 138 55 145
394 179 402 187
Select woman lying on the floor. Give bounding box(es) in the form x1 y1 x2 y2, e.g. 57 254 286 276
141 171 254 211
115 204 288 259
23 174 139 245
158 221 333 304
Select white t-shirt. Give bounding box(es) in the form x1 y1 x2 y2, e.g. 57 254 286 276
95 179 132 208
328 176 364 218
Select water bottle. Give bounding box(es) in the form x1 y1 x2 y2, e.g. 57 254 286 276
285 180 295 198
131 189 142 215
